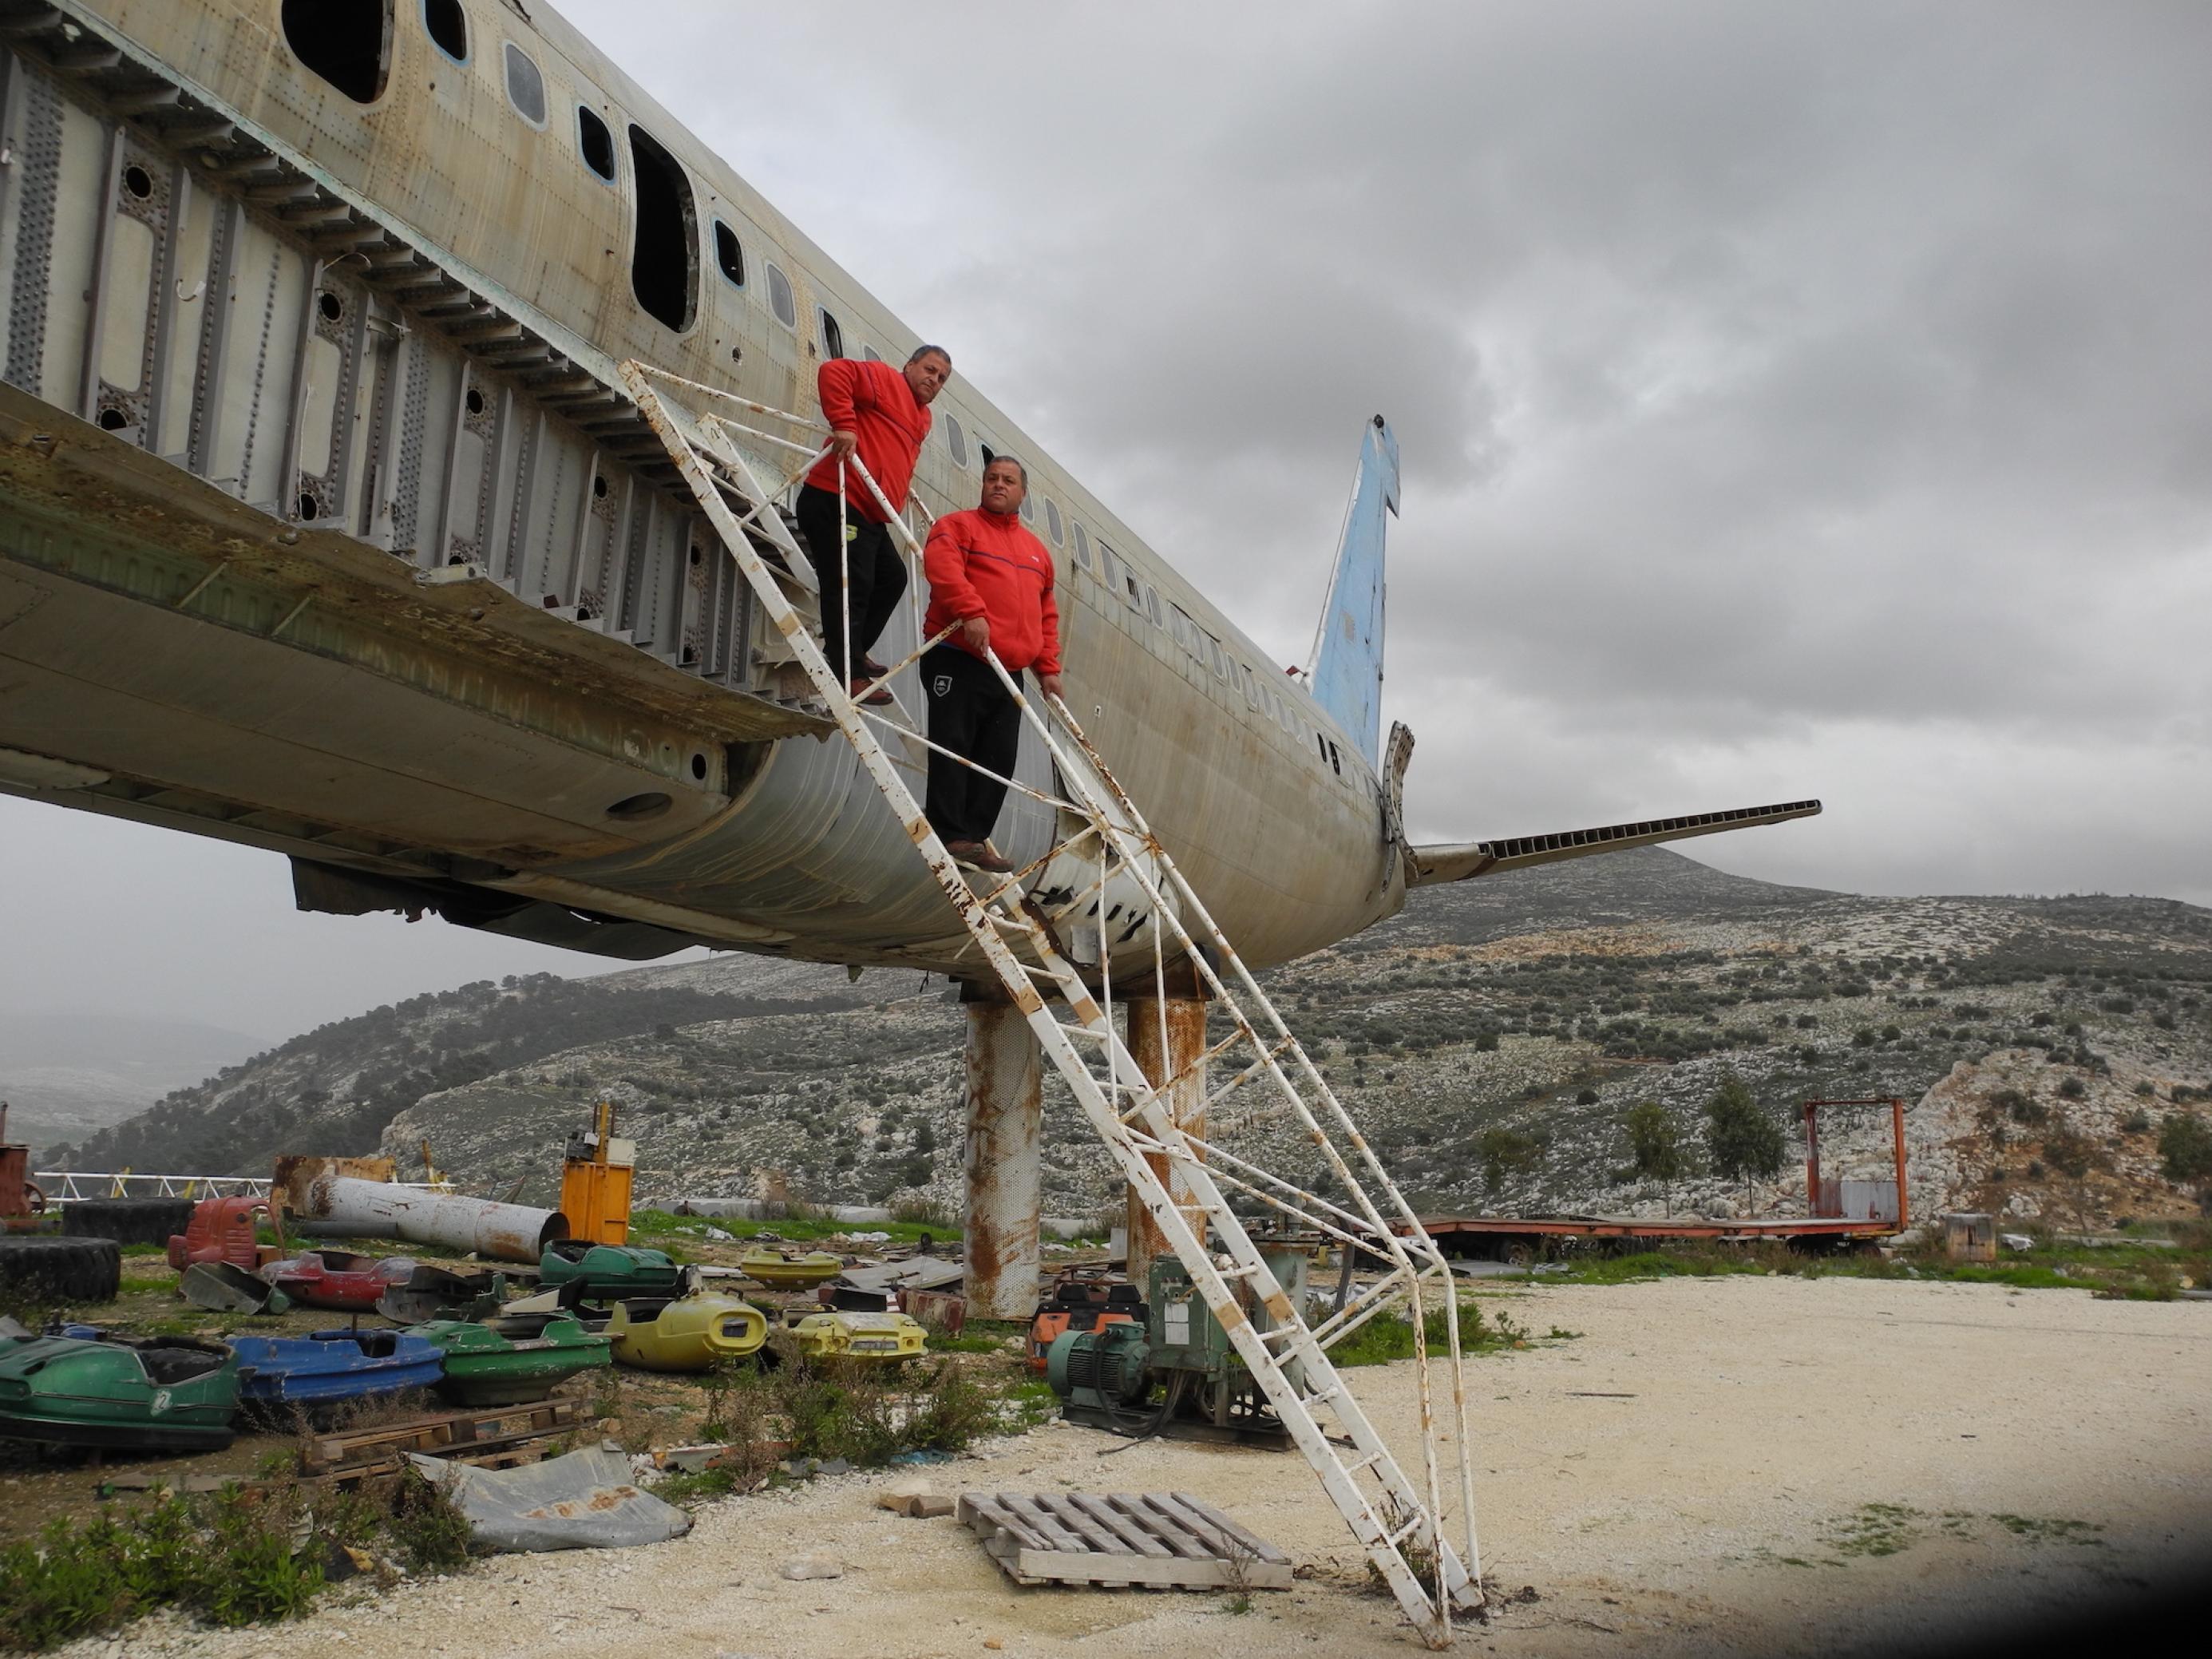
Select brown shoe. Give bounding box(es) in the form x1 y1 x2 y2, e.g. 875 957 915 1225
945 841 1012 874
848 677 893 707
861 655 889 679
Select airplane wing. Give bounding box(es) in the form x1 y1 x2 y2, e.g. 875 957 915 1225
1408 799 1822 887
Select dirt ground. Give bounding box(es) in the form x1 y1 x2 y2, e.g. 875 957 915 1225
59 1274 2210 1658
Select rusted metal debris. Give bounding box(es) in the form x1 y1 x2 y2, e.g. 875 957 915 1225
273 1156 564 1265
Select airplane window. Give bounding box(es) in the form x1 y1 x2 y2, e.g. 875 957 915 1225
421 0 466 62
1044 500 1063 545
765 263 797 330
944 414 968 468
627 125 698 331
282 0 392 105
862 344 883 363
819 308 845 360
978 441 998 471
1070 522 1093 570
1097 541 1121 592
503 41 547 126
1122 568 1145 613
1317 734 1329 765
1019 489 1037 526
577 107 615 182
1328 739 1343 777
711 220 744 287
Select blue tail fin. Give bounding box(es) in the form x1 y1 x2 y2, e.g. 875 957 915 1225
1308 414 1399 769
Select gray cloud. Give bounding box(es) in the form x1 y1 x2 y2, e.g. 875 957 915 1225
5 1 2206 1036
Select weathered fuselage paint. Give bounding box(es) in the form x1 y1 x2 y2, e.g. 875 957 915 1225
0 0 1408 976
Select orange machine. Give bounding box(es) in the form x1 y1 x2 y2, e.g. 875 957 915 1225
560 1101 635 1245
1027 1275 1146 1373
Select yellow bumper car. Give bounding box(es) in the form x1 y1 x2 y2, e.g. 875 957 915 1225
607 1292 770 1372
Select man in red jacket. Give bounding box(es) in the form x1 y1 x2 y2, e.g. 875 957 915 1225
921 455 1064 873
797 344 952 703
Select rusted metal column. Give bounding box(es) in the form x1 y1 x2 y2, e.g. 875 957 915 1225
1124 980 1209 1290
1802 1101 1822 1217
961 983 1043 1320
1890 1097 1909 1230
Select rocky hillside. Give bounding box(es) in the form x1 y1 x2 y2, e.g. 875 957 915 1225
44 956 861 1177
53 850 2212 1231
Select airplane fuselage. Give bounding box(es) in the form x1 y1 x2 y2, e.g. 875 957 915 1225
0 0 1405 974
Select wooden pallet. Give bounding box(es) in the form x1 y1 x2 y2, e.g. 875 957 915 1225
956 1492 1293 1590
302 1400 589 1481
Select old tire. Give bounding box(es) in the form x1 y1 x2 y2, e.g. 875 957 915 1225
61 1197 196 1247
0 1236 124 1306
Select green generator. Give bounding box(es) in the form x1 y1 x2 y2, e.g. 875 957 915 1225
1046 1246 1308 1447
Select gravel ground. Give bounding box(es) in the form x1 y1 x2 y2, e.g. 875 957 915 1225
67 1275 2210 1659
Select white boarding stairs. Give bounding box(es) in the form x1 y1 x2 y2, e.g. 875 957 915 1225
621 361 1486 1647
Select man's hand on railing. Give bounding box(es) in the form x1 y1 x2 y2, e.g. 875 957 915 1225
1039 672 1065 702
827 429 859 460
958 615 991 654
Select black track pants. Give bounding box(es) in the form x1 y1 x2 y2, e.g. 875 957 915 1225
923 644 1021 845
796 484 908 681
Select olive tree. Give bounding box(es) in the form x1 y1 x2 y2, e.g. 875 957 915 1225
1703 1071 1786 1213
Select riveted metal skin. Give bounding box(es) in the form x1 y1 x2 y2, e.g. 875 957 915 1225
0 0 1404 976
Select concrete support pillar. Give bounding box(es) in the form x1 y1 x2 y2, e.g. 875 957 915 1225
961 985 1043 1320
1123 990 1209 1292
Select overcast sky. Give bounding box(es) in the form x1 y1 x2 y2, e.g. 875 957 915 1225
3 0 2206 1039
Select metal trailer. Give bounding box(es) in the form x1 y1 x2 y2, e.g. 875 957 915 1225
1407 1097 1909 1261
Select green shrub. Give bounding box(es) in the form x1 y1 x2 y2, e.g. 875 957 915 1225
2159 1115 2212 1184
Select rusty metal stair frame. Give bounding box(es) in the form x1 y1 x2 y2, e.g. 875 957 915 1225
620 359 1485 1647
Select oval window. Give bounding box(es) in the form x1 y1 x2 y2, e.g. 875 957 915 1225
820 308 845 360
504 42 547 126
943 414 969 469
1019 489 1036 525
577 106 615 181
766 263 797 329
421 0 467 63
712 220 745 287
1044 499 1063 546
1070 521 1092 569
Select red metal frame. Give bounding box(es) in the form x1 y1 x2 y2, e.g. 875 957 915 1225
1406 1096 1909 1250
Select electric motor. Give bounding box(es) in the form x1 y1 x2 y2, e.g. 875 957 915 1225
1046 1320 1150 1408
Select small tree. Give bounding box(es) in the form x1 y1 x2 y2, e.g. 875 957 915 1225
1704 1071 1785 1213
2158 1113 2212 1185
1478 1127 1541 1195
1624 1101 1684 1215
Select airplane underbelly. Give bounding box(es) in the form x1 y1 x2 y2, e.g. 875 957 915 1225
0 11 1399 976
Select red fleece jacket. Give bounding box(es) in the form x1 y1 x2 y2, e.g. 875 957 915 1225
804 358 931 521
924 509 1062 677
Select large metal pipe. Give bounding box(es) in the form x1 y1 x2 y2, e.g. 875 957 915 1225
1125 992 1209 1289
961 986 1043 1320
291 1175 564 1264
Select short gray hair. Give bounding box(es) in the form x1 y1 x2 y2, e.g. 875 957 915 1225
908 343 952 367
983 453 1027 486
